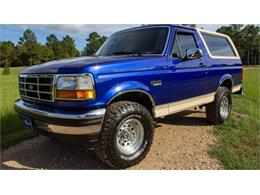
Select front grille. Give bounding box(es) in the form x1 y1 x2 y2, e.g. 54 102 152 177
19 75 54 102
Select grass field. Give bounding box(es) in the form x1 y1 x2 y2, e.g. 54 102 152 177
0 67 37 150
209 68 260 169
1 67 260 169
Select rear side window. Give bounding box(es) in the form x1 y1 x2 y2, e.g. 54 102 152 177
202 33 236 57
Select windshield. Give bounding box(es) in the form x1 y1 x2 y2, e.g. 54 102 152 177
97 27 169 56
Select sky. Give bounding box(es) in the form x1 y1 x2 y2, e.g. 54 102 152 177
0 24 223 51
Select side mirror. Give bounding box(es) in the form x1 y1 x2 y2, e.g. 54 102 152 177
185 48 203 60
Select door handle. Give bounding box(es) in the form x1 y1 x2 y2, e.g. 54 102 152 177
155 65 168 69
199 63 207 68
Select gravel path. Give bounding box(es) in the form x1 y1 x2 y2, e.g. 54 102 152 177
1 109 223 170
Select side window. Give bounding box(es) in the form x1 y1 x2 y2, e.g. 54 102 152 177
171 38 181 58
171 32 198 59
202 33 236 57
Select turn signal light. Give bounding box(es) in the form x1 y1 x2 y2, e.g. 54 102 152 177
56 90 95 100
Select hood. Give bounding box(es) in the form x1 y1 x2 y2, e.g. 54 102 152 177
20 56 117 74
20 56 166 74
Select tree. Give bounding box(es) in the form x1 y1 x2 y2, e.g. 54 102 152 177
0 41 16 66
17 29 43 66
46 34 79 60
182 24 197 28
241 25 260 65
217 24 260 66
82 32 107 56
18 29 37 46
46 34 59 47
15 44 27 66
61 35 80 58
217 25 245 60
46 34 61 60
0 41 17 74
41 45 54 62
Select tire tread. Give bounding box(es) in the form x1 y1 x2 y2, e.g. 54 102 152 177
206 87 232 125
95 101 154 169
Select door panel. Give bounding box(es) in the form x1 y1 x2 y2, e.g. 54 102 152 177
168 29 207 103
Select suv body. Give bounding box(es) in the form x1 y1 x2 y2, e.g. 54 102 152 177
14 25 243 168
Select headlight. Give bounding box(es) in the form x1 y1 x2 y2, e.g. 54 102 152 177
56 75 95 100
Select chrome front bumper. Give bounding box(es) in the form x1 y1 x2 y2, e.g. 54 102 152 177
14 99 106 136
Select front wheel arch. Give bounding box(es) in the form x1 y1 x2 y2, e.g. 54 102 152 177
107 90 156 117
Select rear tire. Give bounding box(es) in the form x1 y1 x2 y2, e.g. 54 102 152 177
206 87 232 125
95 101 154 169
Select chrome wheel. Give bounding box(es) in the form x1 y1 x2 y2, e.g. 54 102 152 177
220 95 230 119
116 118 144 155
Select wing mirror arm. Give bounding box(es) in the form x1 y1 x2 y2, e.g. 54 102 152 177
185 48 203 60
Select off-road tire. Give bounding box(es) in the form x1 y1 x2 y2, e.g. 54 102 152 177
206 86 232 125
95 101 154 169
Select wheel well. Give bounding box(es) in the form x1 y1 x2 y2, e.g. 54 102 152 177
220 79 233 90
108 92 154 117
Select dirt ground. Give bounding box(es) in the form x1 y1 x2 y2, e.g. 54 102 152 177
1 109 223 170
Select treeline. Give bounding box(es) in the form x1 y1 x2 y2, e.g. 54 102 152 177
0 24 259 69
0 30 107 68
216 24 260 65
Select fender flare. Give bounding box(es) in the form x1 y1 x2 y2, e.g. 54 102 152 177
217 74 234 90
104 81 155 107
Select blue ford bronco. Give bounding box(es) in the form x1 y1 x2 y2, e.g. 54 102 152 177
15 25 243 168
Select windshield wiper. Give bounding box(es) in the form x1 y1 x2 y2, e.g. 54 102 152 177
112 51 140 56
111 51 154 56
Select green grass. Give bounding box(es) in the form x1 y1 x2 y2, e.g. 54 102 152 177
1 67 260 169
0 67 37 150
209 68 260 169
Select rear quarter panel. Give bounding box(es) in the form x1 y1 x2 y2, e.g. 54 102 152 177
204 58 242 93
195 30 243 93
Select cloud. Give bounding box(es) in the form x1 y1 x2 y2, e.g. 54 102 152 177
13 24 228 39
14 24 139 37
5 24 227 51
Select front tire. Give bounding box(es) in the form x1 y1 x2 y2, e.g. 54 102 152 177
95 101 154 169
206 86 232 125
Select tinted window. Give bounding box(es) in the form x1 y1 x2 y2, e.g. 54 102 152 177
172 32 198 58
202 34 236 57
97 27 169 56
171 38 181 58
